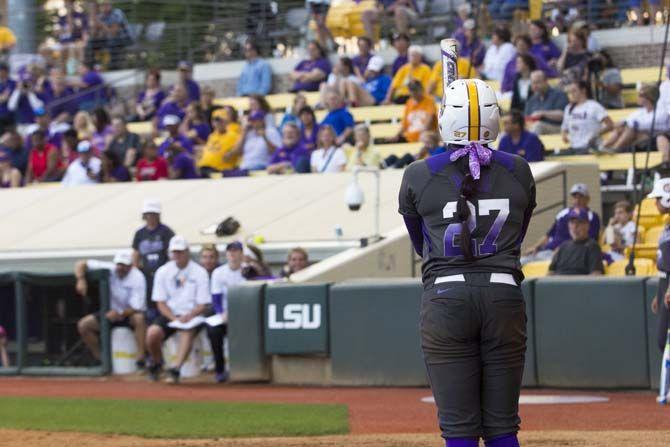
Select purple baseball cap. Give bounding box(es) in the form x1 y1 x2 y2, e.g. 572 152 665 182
567 208 589 222
248 110 265 121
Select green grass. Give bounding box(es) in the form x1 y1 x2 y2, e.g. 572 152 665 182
0 397 349 439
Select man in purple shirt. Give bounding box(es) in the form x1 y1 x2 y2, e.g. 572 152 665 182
391 33 410 76
75 63 105 111
502 34 557 93
166 143 198 180
175 61 200 102
266 123 310 174
158 115 194 156
498 110 545 162
290 41 331 92
156 84 189 130
0 62 16 132
352 36 374 78
8 73 46 126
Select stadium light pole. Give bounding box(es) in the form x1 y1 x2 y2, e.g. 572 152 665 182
345 167 381 244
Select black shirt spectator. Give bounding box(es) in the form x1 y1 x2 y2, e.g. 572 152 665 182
1 129 28 175
106 116 140 168
549 208 604 275
524 70 569 135
511 54 536 112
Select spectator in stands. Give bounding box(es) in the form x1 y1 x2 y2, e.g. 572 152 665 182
385 45 431 104
74 63 104 112
482 26 516 82
342 55 390 107
603 84 668 152
242 244 273 279
0 63 15 134
181 103 211 147
55 1 88 73
46 69 77 120
208 241 246 383
603 200 637 261
0 325 8 367
175 61 200 102
299 105 320 152
383 129 445 168
511 54 536 112
595 51 623 110
136 140 168 182
391 33 411 76
523 183 601 263
237 40 272 97
307 0 336 51
199 244 220 277
361 1 417 43
73 110 95 140
278 93 307 131
100 149 130 182
0 149 21 188
198 107 242 176
456 20 486 70
266 122 310 174
158 115 194 156
1 129 28 175
320 89 355 146
135 69 166 122
498 110 545 162
529 20 560 69
146 235 210 383
290 41 331 92
557 29 591 84
62 140 101 186
166 140 198 180
248 94 276 129
502 34 556 93
8 74 46 132
21 108 61 148
25 130 60 183
86 0 132 69
200 86 220 125
90 108 112 154
235 110 281 171
630 0 659 26
389 80 437 143
311 125 347 173
0 13 16 59
548 208 604 276
106 116 140 170
352 36 374 77
320 57 359 107
156 84 189 130
524 70 568 135
344 123 381 170
561 80 614 153
59 128 79 166
73 250 146 366
281 247 310 278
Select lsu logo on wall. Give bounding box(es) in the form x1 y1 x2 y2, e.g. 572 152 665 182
268 304 321 330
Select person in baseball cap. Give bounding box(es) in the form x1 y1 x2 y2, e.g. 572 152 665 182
349 55 390 107
158 114 194 156
176 60 200 102
547 207 604 276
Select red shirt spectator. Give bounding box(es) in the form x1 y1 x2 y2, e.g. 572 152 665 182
136 142 168 181
26 130 62 183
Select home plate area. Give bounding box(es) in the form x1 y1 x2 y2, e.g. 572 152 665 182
421 395 611 405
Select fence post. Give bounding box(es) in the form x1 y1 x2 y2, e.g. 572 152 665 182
98 274 111 375
13 273 26 373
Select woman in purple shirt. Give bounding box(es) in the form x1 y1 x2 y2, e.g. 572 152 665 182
498 110 545 162
290 41 331 92
529 20 560 69
135 69 166 122
298 105 320 152
502 34 557 93
181 103 211 146
91 108 112 154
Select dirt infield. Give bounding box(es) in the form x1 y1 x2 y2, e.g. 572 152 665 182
0 377 669 446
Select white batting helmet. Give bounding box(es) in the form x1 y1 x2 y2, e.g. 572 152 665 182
439 79 500 145
648 178 670 208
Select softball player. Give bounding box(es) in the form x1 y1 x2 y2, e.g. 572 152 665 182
648 178 670 352
398 40 536 447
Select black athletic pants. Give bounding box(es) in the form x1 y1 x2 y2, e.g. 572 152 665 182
420 272 526 440
206 324 228 374
657 276 670 352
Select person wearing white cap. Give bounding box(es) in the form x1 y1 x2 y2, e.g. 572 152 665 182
73 249 147 367
157 114 194 157
648 178 670 354
384 44 431 105
522 182 601 264
61 140 101 186
341 55 391 107
146 235 210 384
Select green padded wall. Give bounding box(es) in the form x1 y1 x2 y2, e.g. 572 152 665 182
646 278 663 391
228 282 270 381
521 279 537 387
535 277 649 388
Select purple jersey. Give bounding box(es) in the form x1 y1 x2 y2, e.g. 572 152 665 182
292 58 332 92
544 207 601 251
171 151 198 179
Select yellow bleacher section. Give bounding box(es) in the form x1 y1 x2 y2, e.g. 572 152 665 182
522 260 551 278
606 258 656 276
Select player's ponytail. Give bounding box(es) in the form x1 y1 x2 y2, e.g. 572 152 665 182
457 173 477 261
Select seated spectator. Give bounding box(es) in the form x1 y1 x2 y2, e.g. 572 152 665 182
307 0 335 51
198 106 242 176
166 140 198 180
242 244 273 279
455 20 486 70
248 94 276 129
0 149 21 188
146 235 210 383
135 69 166 122
200 86 221 125
234 110 281 171
86 0 132 70
90 107 112 154
156 84 190 130
0 325 7 367
390 80 437 143
603 84 668 152
73 110 95 140
299 105 320 152
280 247 310 278
199 244 220 277
383 129 445 168
529 20 561 69
25 130 61 183
267 122 310 174
482 26 516 82
158 115 194 156
278 93 307 131
511 54 536 112
352 36 374 77
207 241 246 383
361 1 417 43
319 57 360 107
73 62 104 112
62 140 101 186
454 3 471 30
106 116 140 169
100 149 130 182
344 55 391 107
320 89 354 146
174 61 200 102
22 108 67 149
561 81 614 153
8 74 46 132
502 34 556 93
58 128 79 166
631 0 660 25
523 183 601 264
1 129 29 175
311 125 347 173
391 33 410 76
344 123 381 170
557 29 591 84
45 69 77 120
55 0 88 74
603 200 638 261
385 45 431 104
595 51 623 109
548 208 604 276
290 40 331 92
237 40 272 97
524 70 569 135
0 62 16 134
498 110 545 162
73 250 146 366
136 141 168 182
181 103 210 146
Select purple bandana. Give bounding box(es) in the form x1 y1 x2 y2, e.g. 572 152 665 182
449 143 492 179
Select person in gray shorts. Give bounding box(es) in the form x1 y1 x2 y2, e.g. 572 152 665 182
399 79 536 447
